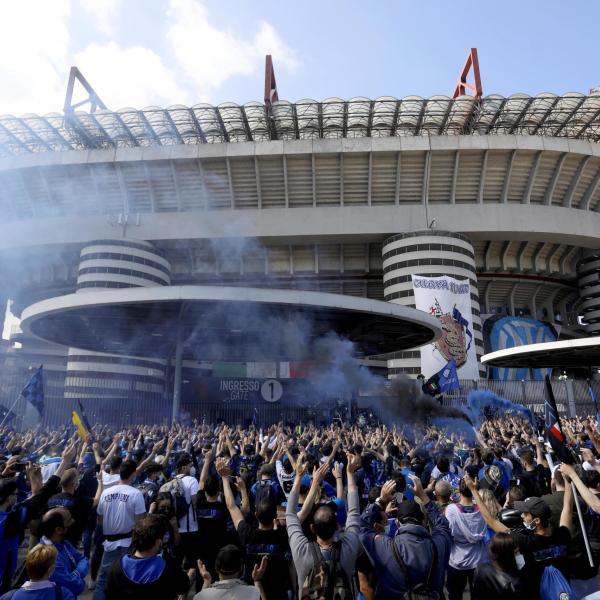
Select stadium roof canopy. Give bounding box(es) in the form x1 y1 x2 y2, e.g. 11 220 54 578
20 285 441 360
1 92 600 156
481 336 600 369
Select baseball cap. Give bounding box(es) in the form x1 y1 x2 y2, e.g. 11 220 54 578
514 497 551 519
363 503 385 527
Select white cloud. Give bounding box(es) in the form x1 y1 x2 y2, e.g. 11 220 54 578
81 0 120 36
0 0 299 117
166 0 299 99
0 0 71 115
74 42 188 108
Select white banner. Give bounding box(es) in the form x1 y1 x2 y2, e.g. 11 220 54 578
412 275 479 379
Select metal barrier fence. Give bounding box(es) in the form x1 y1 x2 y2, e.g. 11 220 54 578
1 366 599 429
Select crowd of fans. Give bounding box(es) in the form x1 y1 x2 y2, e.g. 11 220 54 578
0 412 599 599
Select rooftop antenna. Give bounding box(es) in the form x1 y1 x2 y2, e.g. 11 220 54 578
64 66 107 114
264 55 279 107
452 48 483 100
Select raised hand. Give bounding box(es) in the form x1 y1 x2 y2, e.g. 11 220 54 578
379 480 397 504
332 462 343 480
463 473 478 492
346 452 362 475
197 560 212 585
215 457 231 478
313 462 330 485
252 556 268 581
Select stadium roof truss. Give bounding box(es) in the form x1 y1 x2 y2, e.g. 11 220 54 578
2 92 600 157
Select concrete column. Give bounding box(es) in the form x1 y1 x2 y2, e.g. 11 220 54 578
65 239 172 424
577 250 600 335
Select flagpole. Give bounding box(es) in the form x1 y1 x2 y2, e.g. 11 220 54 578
0 393 22 429
546 452 594 568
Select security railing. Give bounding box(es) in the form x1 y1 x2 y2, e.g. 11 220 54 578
0 365 598 429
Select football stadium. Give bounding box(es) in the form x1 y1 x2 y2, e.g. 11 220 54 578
1 51 600 425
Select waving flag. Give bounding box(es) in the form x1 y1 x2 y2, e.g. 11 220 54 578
77 399 92 432
438 360 460 393
21 366 44 417
72 411 89 442
544 375 577 464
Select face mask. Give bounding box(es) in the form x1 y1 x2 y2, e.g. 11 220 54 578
515 552 525 570
523 519 536 531
383 524 391 537
189 467 197 478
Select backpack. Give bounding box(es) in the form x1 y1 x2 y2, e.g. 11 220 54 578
301 542 352 600
254 479 278 507
159 476 190 521
390 537 439 600
539 565 575 600
137 481 159 510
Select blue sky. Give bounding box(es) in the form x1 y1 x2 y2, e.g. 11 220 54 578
1 0 599 116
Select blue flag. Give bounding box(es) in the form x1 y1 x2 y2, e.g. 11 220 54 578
20 365 44 417
438 360 460 393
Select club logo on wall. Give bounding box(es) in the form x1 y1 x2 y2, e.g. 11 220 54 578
429 299 473 368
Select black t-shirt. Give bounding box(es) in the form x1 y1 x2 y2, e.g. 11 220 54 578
237 520 292 600
195 492 229 561
517 465 549 497
47 492 94 544
510 526 571 598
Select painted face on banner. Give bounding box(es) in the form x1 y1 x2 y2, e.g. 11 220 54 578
434 312 468 368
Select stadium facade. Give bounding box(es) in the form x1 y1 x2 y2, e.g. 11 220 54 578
1 55 600 423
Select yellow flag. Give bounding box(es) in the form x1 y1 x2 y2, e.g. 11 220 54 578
72 411 89 442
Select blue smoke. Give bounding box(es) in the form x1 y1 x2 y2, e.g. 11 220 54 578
467 390 533 426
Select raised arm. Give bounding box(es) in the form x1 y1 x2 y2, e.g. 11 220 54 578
464 474 509 533
216 458 245 529
199 449 213 491
286 459 311 556
332 462 345 499
559 473 573 531
135 440 164 478
559 463 600 514
92 470 104 508
344 452 361 536
297 462 329 524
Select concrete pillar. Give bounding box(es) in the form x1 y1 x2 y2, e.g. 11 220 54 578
577 250 600 335
65 239 172 424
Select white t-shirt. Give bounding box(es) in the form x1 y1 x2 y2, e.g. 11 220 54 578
177 475 200 533
102 472 121 489
98 483 146 551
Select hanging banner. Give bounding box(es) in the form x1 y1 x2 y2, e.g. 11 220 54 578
412 275 479 380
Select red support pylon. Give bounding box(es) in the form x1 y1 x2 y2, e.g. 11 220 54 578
452 48 483 100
